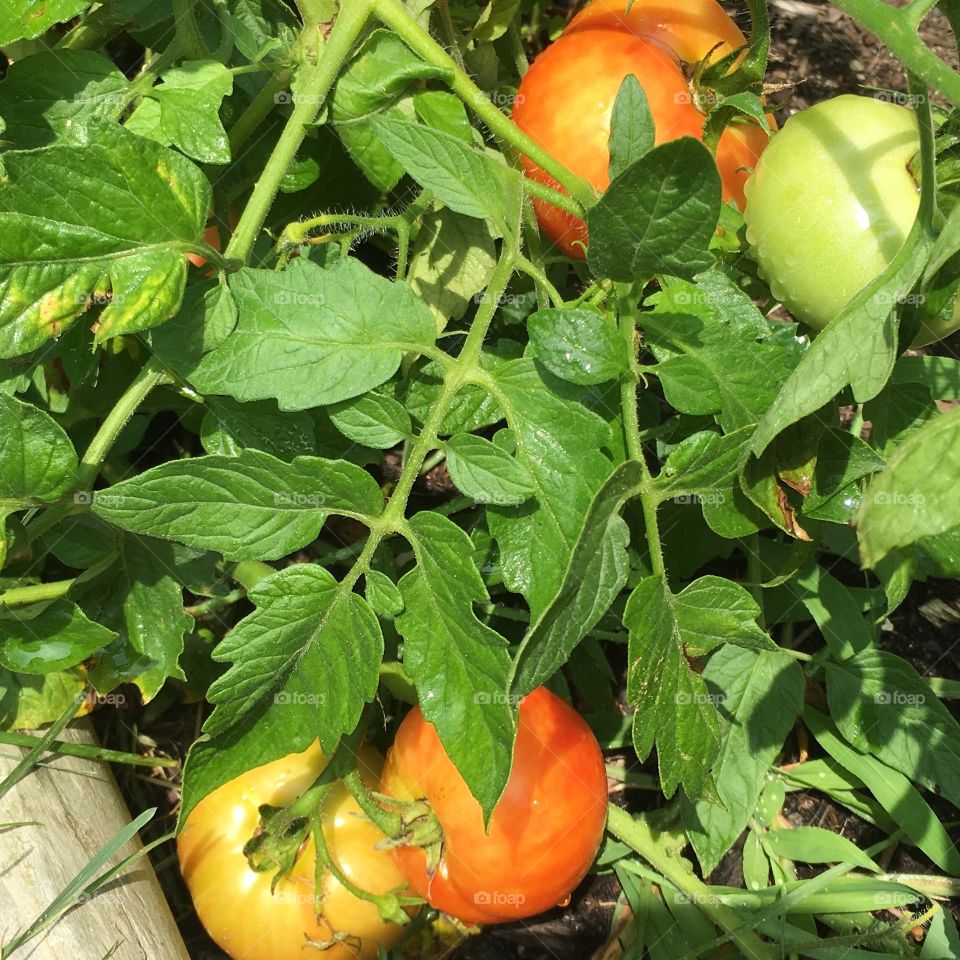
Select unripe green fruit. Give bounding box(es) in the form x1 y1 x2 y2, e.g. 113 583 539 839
744 94 959 346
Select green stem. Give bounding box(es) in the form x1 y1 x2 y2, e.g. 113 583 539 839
832 0 960 106
77 360 170 490
419 449 446 476
0 579 74 608
516 255 563 308
227 560 277 590
185 588 247 617
746 534 766 629
225 1 374 263
172 0 205 59
0 732 178 768
227 69 294 153
619 301 666 579
434 0 466 70
342 768 404 837
372 0 596 210
607 805 774 960
522 176 584 218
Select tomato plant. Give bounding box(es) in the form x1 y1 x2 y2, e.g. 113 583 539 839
512 0 771 256
3 0 960 957
178 744 410 960
379 686 608 924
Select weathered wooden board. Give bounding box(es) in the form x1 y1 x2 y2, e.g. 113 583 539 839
0 720 190 960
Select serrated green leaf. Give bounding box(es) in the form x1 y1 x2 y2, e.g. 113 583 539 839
511 460 642 696
179 565 383 825
682 647 804 875
0 601 116 674
673 576 775 656
827 649 960 808
126 60 233 164
625 574 721 800
653 427 753 502
789 563 874 660
0 666 87 730
407 208 496 331
486 358 613 616
364 569 404 617
92 451 383 561
528 306 630 385
373 116 517 230
587 138 721 282
0 0 91 43
189 259 437 410
331 30 448 191
74 536 192 701
858 406 960 566
397 512 514 820
444 433 534 506
0 124 208 357
329 392 412 449
200 398 316 460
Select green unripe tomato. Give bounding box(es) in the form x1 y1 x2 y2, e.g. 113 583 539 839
744 94 958 346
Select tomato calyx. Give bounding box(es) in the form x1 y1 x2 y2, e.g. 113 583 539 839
342 768 445 876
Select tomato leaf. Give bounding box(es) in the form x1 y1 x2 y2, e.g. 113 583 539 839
0 395 78 509
624 574 722 800
91 451 384 561
126 60 233 164
643 274 803 432
0 50 127 149
587 137 721 282
444 433 535 506
189 259 437 410
373 115 519 232
511 460 643 697
682 647 804 874
0 601 116 674
200 398 317 460
858 406 960 566
528 306 631 385
179 565 383 826
486 358 613 616
397 512 514 821
0 124 209 357
73 536 192 701
331 30 450 192
407 209 497 331
651 427 754 502
608 74 656 181
329 392 413 449
0 0 92 44
826 649 960 809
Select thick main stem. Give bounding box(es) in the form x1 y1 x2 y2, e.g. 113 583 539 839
225 0 375 263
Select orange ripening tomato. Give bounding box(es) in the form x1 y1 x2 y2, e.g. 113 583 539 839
177 744 411 960
564 0 749 65
186 223 223 269
380 687 608 925
512 17 773 257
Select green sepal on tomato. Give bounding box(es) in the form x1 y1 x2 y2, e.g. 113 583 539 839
379 686 609 925
743 93 960 346
511 0 773 258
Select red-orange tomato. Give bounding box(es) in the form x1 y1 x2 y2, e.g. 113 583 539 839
380 687 608 925
512 1 772 258
565 0 748 63
186 223 223 269
177 744 411 960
